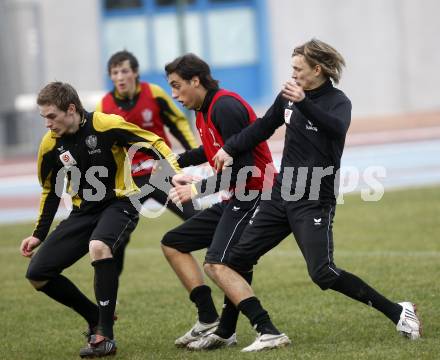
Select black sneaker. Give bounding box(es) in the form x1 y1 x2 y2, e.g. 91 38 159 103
79 335 117 358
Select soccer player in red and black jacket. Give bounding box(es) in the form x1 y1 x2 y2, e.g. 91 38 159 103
207 39 421 351
97 51 199 275
160 53 277 349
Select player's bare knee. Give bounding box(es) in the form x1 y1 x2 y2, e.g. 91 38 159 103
26 265 48 289
29 279 48 290
203 262 215 279
161 243 187 260
161 243 178 259
160 243 172 255
203 262 225 280
89 240 112 261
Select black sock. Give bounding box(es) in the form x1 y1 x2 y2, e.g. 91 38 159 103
330 271 402 324
189 285 218 323
114 238 128 277
93 258 118 339
39 274 98 328
214 296 239 338
237 296 280 335
216 271 253 338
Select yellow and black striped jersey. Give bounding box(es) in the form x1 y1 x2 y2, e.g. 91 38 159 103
33 111 180 241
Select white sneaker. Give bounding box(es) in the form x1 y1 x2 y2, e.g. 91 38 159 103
241 333 291 352
174 319 219 347
396 302 422 340
187 333 237 350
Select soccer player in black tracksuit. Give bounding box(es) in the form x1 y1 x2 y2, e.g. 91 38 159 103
160 54 276 350
206 39 421 352
19 82 181 358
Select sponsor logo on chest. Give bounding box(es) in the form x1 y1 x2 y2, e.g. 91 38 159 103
284 100 294 124
305 120 318 132
284 108 293 124
59 150 77 168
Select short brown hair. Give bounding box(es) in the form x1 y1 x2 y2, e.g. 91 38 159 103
37 82 84 114
107 50 139 81
165 53 219 91
293 39 346 84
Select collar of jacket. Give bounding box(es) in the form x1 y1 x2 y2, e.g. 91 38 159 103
198 88 219 114
304 79 333 99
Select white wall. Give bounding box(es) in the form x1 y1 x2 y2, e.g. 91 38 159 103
24 0 440 116
5 0 440 118
402 0 440 112
268 0 440 117
0 0 104 154
39 0 103 91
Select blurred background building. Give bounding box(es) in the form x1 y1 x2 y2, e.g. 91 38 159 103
0 0 439 222
1 0 440 155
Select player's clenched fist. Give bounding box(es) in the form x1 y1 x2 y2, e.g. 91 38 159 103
20 236 41 258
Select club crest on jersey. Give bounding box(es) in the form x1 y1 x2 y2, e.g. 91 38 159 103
141 109 153 128
59 150 77 168
85 135 97 149
284 108 293 124
85 135 101 154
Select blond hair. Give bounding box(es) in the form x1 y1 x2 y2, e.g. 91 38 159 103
293 39 346 84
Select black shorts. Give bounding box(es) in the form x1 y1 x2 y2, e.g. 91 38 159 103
26 199 139 281
161 195 260 264
227 183 341 289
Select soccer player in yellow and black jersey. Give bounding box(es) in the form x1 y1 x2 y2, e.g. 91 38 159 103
97 50 199 275
19 82 181 358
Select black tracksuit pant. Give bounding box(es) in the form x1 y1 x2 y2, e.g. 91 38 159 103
227 182 341 290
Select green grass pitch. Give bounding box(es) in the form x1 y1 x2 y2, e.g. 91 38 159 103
1 186 439 359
